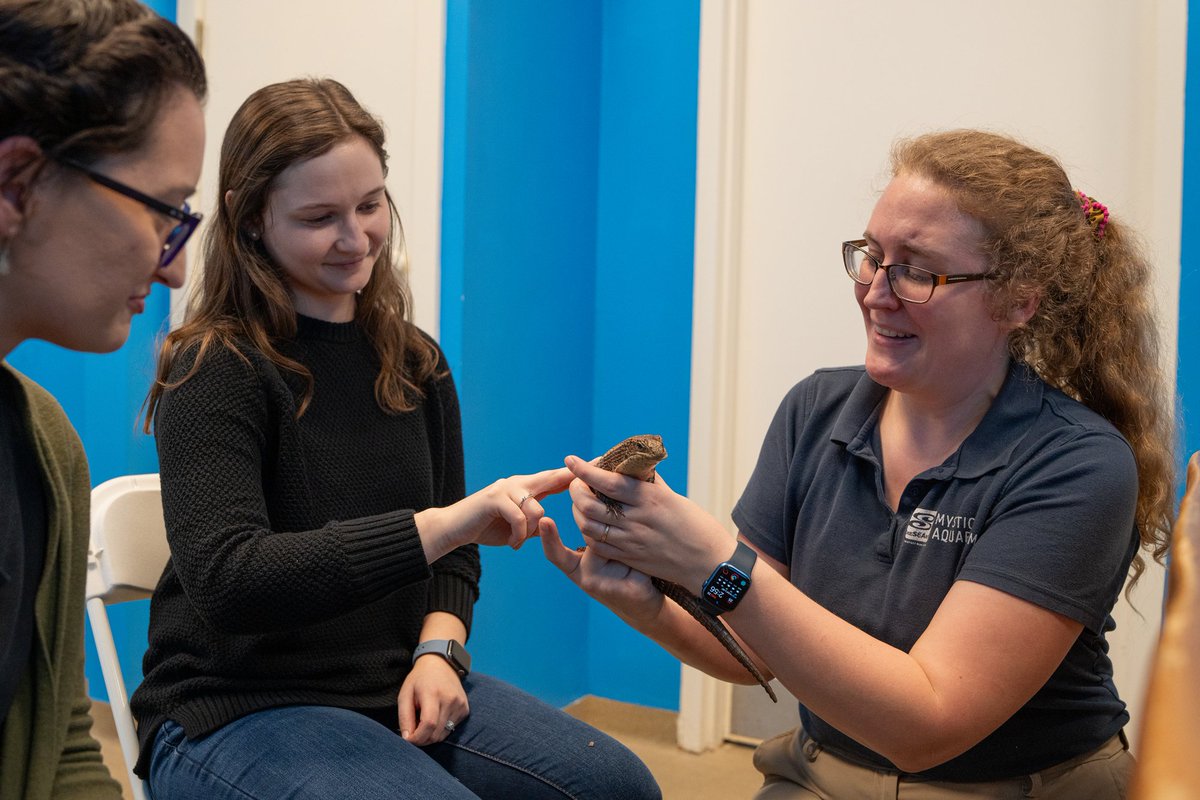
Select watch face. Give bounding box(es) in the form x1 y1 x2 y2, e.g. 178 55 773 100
702 564 751 612
447 640 471 675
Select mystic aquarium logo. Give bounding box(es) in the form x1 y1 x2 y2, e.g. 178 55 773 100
904 508 977 546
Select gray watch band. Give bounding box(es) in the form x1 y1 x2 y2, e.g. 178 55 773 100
412 639 471 677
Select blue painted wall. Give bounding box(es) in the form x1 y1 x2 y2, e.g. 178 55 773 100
442 0 699 710
587 0 700 706
1181 4 1200 463
442 0 602 709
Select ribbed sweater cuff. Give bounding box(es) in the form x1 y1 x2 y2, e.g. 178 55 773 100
338 510 431 602
427 572 477 637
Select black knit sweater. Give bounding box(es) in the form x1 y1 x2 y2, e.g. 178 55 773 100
130 316 478 776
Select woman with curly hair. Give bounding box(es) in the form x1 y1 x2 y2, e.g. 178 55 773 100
545 129 1175 798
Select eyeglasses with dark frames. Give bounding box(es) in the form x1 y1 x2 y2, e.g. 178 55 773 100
841 239 992 304
57 157 202 268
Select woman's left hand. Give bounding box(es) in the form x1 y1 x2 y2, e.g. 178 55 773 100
397 655 470 746
563 455 732 590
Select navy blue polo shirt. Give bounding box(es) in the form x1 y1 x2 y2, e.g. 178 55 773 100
732 361 1137 781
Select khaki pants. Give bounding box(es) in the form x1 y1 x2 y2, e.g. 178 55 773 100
752 728 1134 799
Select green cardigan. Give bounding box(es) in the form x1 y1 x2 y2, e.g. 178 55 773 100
0 366 121 800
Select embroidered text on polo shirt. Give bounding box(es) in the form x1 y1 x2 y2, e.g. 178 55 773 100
904 507 977 546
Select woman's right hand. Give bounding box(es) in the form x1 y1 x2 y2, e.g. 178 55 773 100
415 467 573 562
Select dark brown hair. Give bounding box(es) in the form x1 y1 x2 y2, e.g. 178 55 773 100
0 0 206 162
145 78 439 424
891 129 1176 589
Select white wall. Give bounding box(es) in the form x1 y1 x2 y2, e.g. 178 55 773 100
177 0 445 335
691 0 1185 751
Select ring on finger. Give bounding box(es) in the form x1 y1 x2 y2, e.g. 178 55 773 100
517 492 533 509
445 719 457 732
599 523 611 544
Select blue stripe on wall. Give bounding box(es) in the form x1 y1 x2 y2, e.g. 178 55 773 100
587 0 701 707
442 1 699 710
442 0 602 709
1181 3 1200 463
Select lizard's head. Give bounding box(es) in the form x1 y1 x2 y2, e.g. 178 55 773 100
615 434 668 477
624 434 667 462
597 434 669 479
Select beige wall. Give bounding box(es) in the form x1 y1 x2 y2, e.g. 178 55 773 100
690 0 1185 751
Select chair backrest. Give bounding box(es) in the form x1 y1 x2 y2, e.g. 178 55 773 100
87 473 170 604
86 473 168 800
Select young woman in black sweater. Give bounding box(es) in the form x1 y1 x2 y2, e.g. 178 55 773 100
132 78 659 800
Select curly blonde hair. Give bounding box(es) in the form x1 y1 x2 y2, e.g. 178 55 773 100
891 129 1176 590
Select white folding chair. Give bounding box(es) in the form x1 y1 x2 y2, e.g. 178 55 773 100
85 473 169 800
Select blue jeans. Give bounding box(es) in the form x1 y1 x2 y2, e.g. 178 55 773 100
146 673 661 800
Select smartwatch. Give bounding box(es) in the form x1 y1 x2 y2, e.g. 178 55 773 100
412 639 471 678
698 541 756 616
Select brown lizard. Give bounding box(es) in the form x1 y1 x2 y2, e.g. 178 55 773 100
589 434 778 702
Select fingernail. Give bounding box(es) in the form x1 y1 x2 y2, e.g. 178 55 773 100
400 730 410 738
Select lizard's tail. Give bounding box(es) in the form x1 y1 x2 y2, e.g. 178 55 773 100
652 577 778 703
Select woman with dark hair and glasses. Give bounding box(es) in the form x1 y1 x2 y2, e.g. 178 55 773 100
543 129 1175 798
131 77 660 800
0 1 205 798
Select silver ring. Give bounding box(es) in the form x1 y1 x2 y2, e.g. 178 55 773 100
445 719 456 732
599 523 610 544
517 492 533 509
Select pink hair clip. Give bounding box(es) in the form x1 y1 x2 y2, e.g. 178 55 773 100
1077 191 1109 240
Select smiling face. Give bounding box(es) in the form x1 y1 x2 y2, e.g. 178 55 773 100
857 172 1026 406
0 85 205 355
258 136 389 323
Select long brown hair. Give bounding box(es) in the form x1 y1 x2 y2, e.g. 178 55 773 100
145 78 439 425
891 129 1176 590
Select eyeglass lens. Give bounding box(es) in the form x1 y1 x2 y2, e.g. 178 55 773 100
844 246 936 303
160 208 196 268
